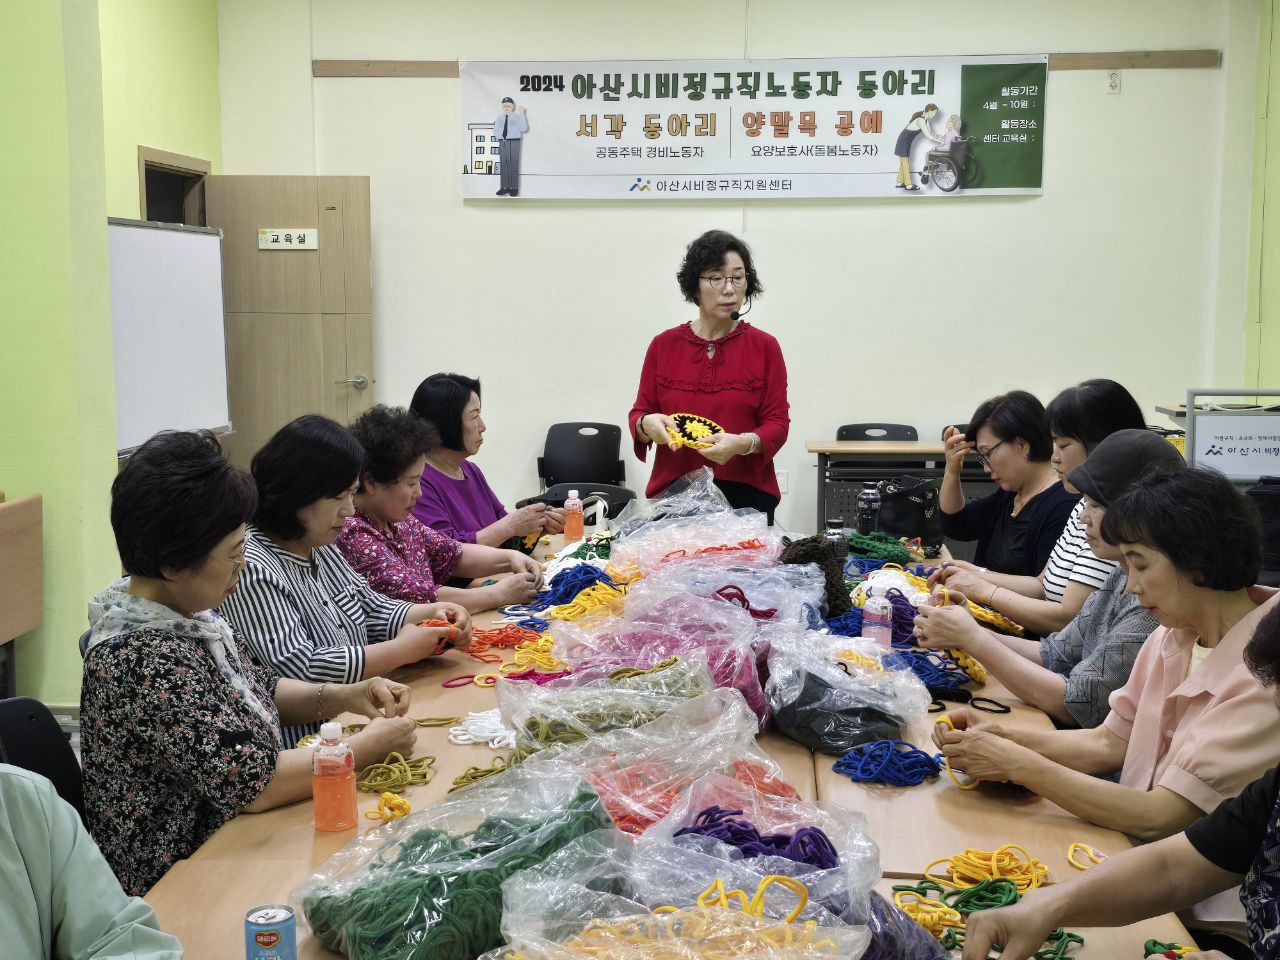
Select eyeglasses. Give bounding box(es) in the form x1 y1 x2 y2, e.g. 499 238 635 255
700 274 747 289
975 440 1006 469
222 551 245 575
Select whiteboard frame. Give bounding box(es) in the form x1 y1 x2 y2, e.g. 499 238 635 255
107 217 233 457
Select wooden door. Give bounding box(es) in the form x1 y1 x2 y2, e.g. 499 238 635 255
204 176 374 468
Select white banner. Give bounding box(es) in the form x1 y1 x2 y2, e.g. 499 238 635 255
459 55 1046 200
1194 414 1280 478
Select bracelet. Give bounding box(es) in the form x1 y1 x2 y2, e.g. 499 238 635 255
988 585 1000 605
637 413 654 442
744 431 761 454
316 682 328 720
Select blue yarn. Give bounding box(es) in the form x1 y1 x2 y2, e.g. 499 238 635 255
514 617 550 632
882 650 972 688
845 556 888 578
499 564 618 616
824 608 865 637
833 740 943 787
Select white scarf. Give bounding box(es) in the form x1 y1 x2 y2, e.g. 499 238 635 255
87 578 283 747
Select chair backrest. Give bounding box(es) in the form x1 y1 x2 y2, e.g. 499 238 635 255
517 482 637 520
0 697 84 821
539 422 625 488
837 422 919 442
79 630 90 659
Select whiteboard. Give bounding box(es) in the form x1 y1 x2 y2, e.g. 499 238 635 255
108 219 230 453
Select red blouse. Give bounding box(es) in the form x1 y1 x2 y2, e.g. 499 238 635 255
628 321 790 499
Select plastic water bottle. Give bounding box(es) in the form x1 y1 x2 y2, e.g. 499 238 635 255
855 484 882 535
562 490 584 544
312 721 357 832
823 519 849 561
862 596 894 650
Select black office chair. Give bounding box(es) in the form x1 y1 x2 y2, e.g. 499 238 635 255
538 422 626 490
0 697 84 822
837 423 919 442
516 482 637 520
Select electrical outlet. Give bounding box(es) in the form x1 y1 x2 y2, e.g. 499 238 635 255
776 469 789 494
1106 70 1121 94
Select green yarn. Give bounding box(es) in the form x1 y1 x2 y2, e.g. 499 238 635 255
846 531 913 564
943 877 1021 914
301 785 608 960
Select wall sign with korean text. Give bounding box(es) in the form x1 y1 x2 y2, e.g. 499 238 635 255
459 55 1046 200
257 228 319 250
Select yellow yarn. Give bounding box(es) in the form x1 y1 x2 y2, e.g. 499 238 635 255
835 650 885 673
891 888 965 937
547 581 627 621
656 875 811 926
363 791 411 822
924 843 1048 893
1066 842 1106 871
934 715 978 790
355 752 436 794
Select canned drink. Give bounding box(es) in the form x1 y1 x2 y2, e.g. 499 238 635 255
246 905 297 960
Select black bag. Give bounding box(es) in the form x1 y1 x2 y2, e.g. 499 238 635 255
876 476 944 549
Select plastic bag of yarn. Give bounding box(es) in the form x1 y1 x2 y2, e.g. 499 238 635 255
645 771 880 924
611 466 732 538
292 761 610 960
765 632 930 756
551 599 769 729
533 648 714 699
610 507 784 576
862 890 947 960
477 831 871 959
495 682 694 759
624 558 826 628
557 689 794 834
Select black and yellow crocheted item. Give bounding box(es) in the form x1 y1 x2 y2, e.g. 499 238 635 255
668 413 725 450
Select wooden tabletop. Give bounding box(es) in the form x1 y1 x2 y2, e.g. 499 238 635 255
144 543 1190 959
872 879 1197 957
807 440 948 455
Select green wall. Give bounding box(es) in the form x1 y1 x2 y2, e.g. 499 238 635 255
99 0 222 218
0 0 119 706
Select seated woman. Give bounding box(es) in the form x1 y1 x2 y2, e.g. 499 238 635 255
961 601 1280 960
81 431 418 895
218 415 472 744
939 390 1078 579
338 404 545 613
409 372 563 547
916 428 1180 727
933 379 1147 634
934 467 1279 943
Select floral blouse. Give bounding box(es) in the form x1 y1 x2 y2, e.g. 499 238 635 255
81 626 282 895
335 510 463 603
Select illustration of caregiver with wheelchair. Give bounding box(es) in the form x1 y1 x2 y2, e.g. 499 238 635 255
893 102 943 191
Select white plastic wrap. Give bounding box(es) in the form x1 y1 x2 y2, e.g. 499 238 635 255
610 509 784 577
622 559 826 628
612 466 732 539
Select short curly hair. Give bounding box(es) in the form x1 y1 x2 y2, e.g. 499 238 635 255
676 230 763 306
1101 466 1262 591
112 431 257 579
349 404 441 490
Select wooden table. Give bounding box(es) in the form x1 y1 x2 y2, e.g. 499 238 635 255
0 493 42 697
872 879 1197 958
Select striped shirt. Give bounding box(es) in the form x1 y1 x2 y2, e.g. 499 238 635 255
1041 500 1116 603
217 526 411 744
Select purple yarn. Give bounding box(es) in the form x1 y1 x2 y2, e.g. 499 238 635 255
862 891 947 960
884 589 919 648
674 805 840 870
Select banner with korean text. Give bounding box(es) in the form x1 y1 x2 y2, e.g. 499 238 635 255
460 55 1046 200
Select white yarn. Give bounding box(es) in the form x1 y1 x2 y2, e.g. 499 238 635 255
448 709 517 750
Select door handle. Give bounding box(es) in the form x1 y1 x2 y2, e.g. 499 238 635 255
334 375 369 390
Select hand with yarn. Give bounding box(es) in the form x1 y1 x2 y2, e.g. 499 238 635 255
348 715 418 767
344 677 412 719
639 412 682 449
942 426 975 476
914 603 985 652
933 567 997 606
958 894 1067 960
697 432 751 465
490 571 540 606
505 501 550 537
927 559 982 588
506 550 546 589
542 507 566 535
936 722 1030 785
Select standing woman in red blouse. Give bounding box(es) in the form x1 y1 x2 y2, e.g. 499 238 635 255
629 229 790 522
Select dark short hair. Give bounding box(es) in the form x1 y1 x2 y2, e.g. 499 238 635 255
409 373 480 452
1101 466 1262 590
112 431 257 579
1244 602 1280 687
965 390 1052 461
251 415 363 540
1047 379 1147 451
676 230 763 306
349 404 440 490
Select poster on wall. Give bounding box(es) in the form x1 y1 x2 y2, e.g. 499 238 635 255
459 55 1046 200
1192 414 1280 479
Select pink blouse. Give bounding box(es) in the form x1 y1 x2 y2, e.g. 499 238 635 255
1104 586 1280 814
335 511 463 603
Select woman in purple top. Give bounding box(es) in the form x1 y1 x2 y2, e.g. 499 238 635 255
409 373 563 546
